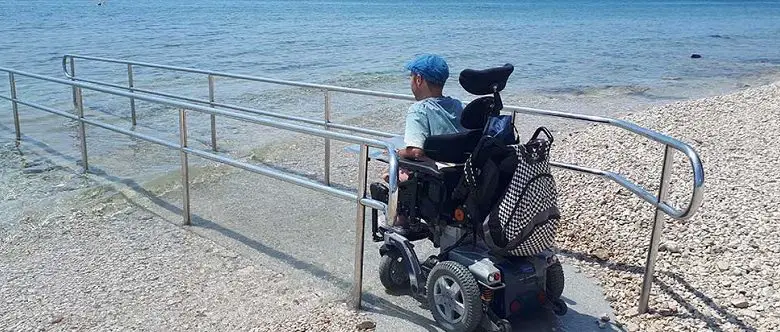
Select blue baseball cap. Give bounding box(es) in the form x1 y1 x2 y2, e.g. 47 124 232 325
405 54 450 87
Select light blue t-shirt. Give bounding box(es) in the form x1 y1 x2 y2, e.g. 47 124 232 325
404 96 465 149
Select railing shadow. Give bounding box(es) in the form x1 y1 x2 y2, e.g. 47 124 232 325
558 249 755 332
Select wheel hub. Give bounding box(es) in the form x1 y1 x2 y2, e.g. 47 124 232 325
432 275 466 324
390 257 407 284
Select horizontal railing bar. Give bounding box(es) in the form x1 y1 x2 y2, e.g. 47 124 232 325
551 161 679 217
360 197 386 211
67 75 396 139
329 123 395 138
2 66 394 151
0 94 388 211
74 76 208 105
508 105 696 153
64 54 418 102
60 56 702 170
183 146 359 202
58 56 700 156
0 95 179 149
209 101 396 138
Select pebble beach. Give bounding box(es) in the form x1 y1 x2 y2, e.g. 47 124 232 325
554 81 780 332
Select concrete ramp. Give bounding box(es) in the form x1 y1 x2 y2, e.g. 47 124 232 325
127 167 618 332
363 263 619 332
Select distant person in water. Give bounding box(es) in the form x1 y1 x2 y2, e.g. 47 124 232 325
382 54 465 183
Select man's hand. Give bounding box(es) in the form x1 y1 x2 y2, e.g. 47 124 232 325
398 147 425 160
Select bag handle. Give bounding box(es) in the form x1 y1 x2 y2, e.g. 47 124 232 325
531 126 554 145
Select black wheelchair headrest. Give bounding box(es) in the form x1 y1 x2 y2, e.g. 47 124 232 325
460 96 499 129
459 64 515 96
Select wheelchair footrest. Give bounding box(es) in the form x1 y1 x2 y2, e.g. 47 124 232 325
379 225 430 242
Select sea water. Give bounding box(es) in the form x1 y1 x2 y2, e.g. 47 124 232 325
0 0 778 181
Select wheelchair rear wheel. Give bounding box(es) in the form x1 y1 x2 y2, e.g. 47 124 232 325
546 261 565 300
426 261 483 332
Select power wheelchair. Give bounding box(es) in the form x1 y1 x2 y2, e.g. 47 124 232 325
368 64 567 332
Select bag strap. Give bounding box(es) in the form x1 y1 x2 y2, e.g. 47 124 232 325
507 206 559 250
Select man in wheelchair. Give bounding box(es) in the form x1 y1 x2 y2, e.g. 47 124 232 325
372 62 535 245
396 54 466 162
377 54 466 230
380 54 465 184
369 63 565 332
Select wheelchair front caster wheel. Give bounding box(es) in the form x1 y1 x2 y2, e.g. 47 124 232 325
552 298 568 316
379 249 409 292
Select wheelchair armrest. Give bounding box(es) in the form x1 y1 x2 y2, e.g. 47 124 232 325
399 158 443 178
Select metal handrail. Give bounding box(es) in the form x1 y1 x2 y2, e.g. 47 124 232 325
60 55 703 218
63 54 417 101
505 105 704 220
55 55 704 313
62 75 396 139
2 66 399 311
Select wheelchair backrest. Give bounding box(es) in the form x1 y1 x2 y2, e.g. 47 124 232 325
423 64 516 163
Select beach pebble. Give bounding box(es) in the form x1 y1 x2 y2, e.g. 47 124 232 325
594 249 611 261
22 165 52 174
356 320 376 330
659 241 681 253
731 297 750 309
49 315 64 324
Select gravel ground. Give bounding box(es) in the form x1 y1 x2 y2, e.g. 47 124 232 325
2 81 778 331
0 145 373 332
552 82 780 332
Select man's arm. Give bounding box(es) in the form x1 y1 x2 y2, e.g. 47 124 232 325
402 107 429 160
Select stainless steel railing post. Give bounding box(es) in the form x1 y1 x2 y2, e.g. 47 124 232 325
75 87 89 173
69 57 77 109
324 89 332 185
179 109 192 225
350 144 369 310
208 74 217 151
8 73 21 146
386 149 399 226
638 145 674 313
128 64 137 126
